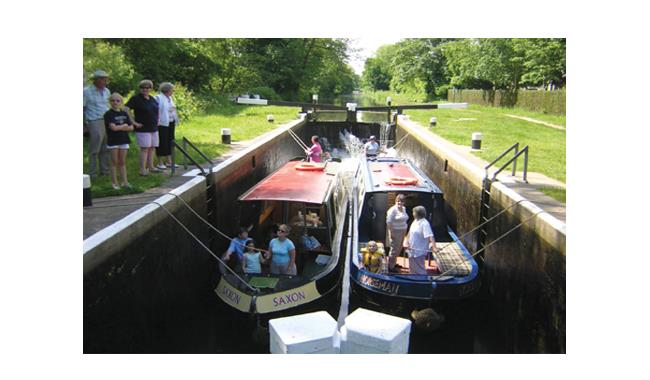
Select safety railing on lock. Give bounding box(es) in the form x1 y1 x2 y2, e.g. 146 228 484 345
171 137 215 176
484 142 529 183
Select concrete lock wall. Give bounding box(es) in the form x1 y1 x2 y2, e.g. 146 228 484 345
83 177 213 353
397 116 566 353
83 117 308 353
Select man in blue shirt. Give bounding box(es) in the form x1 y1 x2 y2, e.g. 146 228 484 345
83 70 111 177
222 227 250 270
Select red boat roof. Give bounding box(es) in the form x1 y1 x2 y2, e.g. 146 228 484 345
367 160 421 188
239 161 339 204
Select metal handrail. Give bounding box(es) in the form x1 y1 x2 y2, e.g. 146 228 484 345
484 142 519 178
491 145 529 183
172 136 215 176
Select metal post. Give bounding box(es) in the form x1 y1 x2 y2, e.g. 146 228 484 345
523 149 529 183
512 143 519 176
170 139 176 176
182 138 188 169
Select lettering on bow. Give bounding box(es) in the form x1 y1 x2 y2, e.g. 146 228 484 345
359 274 400 295
272 291 306 307
220 285 241 305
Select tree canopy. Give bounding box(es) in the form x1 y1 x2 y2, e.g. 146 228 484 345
83 38 359 102
362 38 566 100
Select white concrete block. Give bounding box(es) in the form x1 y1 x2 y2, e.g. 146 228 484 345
269 311 337 354
343 308 411 353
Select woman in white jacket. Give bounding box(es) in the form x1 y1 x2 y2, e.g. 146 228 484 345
155 82 179 169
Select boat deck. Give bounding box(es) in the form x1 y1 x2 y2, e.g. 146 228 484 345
390 242 472 277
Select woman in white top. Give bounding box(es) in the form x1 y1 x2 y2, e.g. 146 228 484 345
155 82 179 169
386 194 409 271
404 205 439 275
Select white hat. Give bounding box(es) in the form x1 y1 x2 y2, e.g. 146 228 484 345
91 70 109 79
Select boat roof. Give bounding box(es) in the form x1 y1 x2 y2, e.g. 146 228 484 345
239 161 340 204
362 157 442 194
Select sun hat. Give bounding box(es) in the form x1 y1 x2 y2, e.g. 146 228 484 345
91 70 109 79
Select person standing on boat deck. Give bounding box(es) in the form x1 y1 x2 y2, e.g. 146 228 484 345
386 194 409 272
305 135 322 162
242 239 265 274
83 70 111 178
404 205 439 275
155 82 179 170
268 224 297 276
222 227 250 271
364 135 380 158
125 80 160 176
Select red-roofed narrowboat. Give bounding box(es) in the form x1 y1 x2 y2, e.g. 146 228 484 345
215 158 357 318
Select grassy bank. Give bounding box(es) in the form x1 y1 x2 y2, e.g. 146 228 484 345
406 104 566 183
83 103 300 198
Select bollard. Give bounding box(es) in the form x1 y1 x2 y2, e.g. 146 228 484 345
341 308 411 354
471 132 483 150
267 114 274 122
269 311 339 354
221 128 231 144
429 117 437 127
83 174 92 207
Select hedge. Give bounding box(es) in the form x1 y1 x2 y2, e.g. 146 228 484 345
448 89 566 115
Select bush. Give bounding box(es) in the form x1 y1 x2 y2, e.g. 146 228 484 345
248 86 281 101
171 83 204 121
83 39 138 96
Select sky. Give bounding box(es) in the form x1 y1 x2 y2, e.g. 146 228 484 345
348 37 403 76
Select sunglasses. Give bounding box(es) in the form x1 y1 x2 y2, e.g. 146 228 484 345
140 86 152 89
277 229 287 233
110 99 121 103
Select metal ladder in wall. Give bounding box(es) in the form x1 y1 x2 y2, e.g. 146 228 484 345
172 137 218 245
476 143 530 263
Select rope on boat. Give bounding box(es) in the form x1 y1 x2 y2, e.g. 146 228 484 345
391 133 410 150
287 128 310 151
168 193 272 256
151 200 260 293
433 210 546 279
402 199 528 257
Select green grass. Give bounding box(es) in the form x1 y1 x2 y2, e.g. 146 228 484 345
83 104 300 198
540 187 566 203
406 103 566 183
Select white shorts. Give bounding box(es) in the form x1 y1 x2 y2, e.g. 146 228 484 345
135 131 160 148
107 144 130 150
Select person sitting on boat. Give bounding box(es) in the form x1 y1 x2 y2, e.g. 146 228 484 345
364 135 380 158
386 194 409 272
362 240 385 273
267 224 297 276
222 226 250 270
404 206 439 275
242 239 265 274
304 135 323 162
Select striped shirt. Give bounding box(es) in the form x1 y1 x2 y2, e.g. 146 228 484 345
83 85 111 121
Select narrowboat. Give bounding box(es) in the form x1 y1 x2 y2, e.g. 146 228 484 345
349 156 480 306
215 158 355 318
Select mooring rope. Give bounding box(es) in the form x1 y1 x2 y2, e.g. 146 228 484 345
287 128 310 151
391 133 410 150
432 210 546 279
401 199 528 257
168 193 271 256
151 200 260 293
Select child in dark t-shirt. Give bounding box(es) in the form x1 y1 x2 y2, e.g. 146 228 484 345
104 93 133 190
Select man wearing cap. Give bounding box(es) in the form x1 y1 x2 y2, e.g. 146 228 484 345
83 70 111 177
364 135 380 158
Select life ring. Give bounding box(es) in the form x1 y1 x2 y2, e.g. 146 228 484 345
295 163 325 171
385 176 417 186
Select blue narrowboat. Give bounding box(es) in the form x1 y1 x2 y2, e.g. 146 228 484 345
349 156 480 305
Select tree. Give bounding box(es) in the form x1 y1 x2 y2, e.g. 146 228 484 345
83 39 137 95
